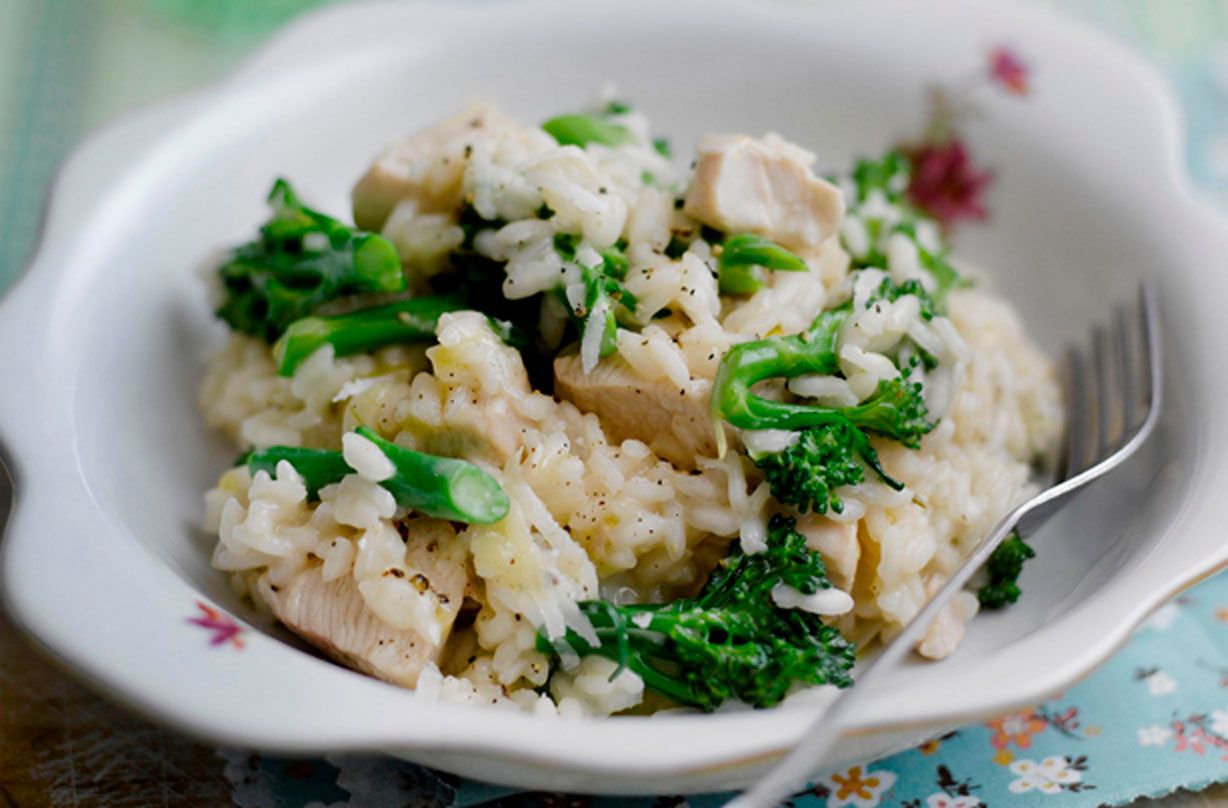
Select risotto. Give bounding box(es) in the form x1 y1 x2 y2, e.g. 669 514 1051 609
199 98 1062 717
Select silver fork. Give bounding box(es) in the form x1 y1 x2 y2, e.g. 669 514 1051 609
732 282 1162 808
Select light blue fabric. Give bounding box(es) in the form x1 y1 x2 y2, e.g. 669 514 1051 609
221 572 1228 807
466 573 1228 807
1172 50 1228 208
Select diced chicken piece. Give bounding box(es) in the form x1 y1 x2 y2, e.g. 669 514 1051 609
915 582 980 660
795 514 860 592
351 104 526 231
683 133 844 251
553 352 715 469
256 570 434 687
255 523 467 687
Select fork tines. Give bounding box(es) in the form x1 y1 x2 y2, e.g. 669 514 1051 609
1062 284 1159 479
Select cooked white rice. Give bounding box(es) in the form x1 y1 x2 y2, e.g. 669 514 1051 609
200 98 1062 717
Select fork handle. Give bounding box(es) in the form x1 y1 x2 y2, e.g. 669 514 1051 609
729 512 1023 808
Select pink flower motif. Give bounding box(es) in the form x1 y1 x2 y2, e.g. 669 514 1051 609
1173 727 1208 755
988 46 1030 95
905 139 994 227
188 601 245 649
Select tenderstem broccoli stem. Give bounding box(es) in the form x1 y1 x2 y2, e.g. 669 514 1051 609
273 296 465 376
717 233 809 295
354 427 509 524
712 306 848 429
242 429 509 524
542 114 633 147
244 446 351 500
712 298 932 447
541 605 701 706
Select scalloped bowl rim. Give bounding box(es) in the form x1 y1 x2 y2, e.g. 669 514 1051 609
2 0 1228 792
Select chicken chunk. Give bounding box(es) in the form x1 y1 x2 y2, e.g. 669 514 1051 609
255 522 467 687
352 103 542 231
554 351 716 468
683 133 844 251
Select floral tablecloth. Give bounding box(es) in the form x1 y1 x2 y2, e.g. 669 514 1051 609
213 573 1228 807
2 1 1228 806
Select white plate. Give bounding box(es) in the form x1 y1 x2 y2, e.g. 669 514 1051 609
2 0 1227 795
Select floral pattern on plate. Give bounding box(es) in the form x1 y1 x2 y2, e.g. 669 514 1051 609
188 602 245 649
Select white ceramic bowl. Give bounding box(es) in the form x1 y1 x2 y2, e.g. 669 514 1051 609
2 0 1227 795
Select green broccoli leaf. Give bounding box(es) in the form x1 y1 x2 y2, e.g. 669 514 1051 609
216 179 406 341
977 533 1036 609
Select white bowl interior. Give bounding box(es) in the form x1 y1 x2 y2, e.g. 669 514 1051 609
5 0 1225 793
77 1 1192 662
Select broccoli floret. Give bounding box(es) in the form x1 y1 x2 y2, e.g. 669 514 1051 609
872 277 936 321
537 515 855 711
845 374 933 449
215 179 406 341
754 423 902 516
977 533 1036 609
714 287 933 516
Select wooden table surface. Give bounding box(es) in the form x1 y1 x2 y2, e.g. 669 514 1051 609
0 608 232 807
